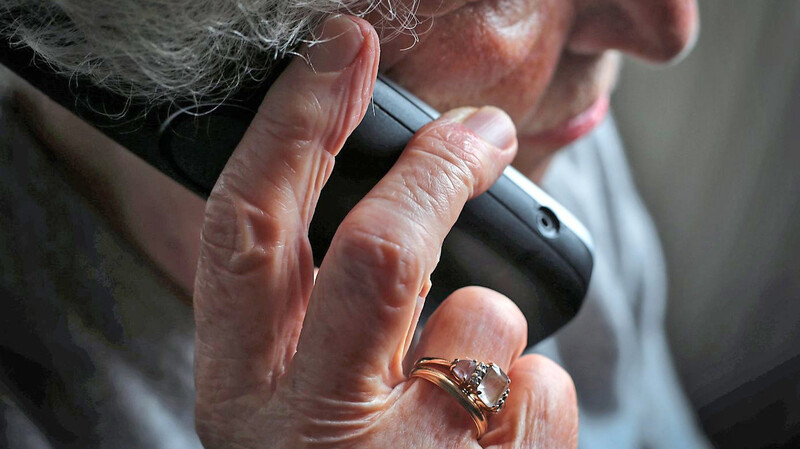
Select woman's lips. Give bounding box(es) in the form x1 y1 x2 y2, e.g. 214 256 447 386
519 95 609 149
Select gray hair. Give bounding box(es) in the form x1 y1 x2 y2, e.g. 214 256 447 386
2 0 421 105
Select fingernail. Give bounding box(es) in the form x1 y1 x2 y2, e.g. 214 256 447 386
461 106 516 152
306 15 365 73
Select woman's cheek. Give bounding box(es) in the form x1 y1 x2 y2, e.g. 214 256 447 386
382 0 573 123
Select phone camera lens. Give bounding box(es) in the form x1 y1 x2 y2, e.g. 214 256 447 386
536 207 560 238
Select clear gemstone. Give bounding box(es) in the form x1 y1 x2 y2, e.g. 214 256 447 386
453 359 477 384
476 364 510 408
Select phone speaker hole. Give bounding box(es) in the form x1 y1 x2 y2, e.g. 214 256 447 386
536 207 560 238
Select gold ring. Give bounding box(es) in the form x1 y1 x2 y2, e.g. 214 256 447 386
409 358 511 439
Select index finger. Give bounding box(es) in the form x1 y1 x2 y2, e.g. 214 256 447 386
194 15 379 406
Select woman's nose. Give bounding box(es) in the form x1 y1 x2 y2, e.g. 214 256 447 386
568 0 699 62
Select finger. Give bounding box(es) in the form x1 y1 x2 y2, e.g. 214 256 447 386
481 355 578 449
412 287 528 373
404 287 529 441
291 107 518 397
194 15 379 406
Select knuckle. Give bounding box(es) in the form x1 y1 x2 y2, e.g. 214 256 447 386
252 86 324 145
411 122 493 198
199 186 289 275
332 222 423 308
200 190 242 260
376 171 454 232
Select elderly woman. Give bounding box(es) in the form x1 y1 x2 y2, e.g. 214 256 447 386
0 0 707 448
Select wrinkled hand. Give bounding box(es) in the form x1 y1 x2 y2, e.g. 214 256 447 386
193 15 578 449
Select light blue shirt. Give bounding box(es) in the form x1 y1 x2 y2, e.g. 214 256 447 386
535 115 710 449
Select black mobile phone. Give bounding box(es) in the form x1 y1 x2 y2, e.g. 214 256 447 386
1 38 593 345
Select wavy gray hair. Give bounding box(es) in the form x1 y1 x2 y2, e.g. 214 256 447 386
2 0 420 105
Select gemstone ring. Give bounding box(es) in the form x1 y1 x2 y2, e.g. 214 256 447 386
410 357 511 438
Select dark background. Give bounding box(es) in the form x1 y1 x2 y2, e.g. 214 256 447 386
613 2 800 447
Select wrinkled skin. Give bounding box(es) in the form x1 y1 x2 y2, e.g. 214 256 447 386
381 0 698 166
193 17 578 449
193 0 698 446
10 0 698 446
11 0 698 297
195 17 577 448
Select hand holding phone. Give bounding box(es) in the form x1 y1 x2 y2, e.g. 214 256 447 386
183 18 579 447
1 16 593 346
